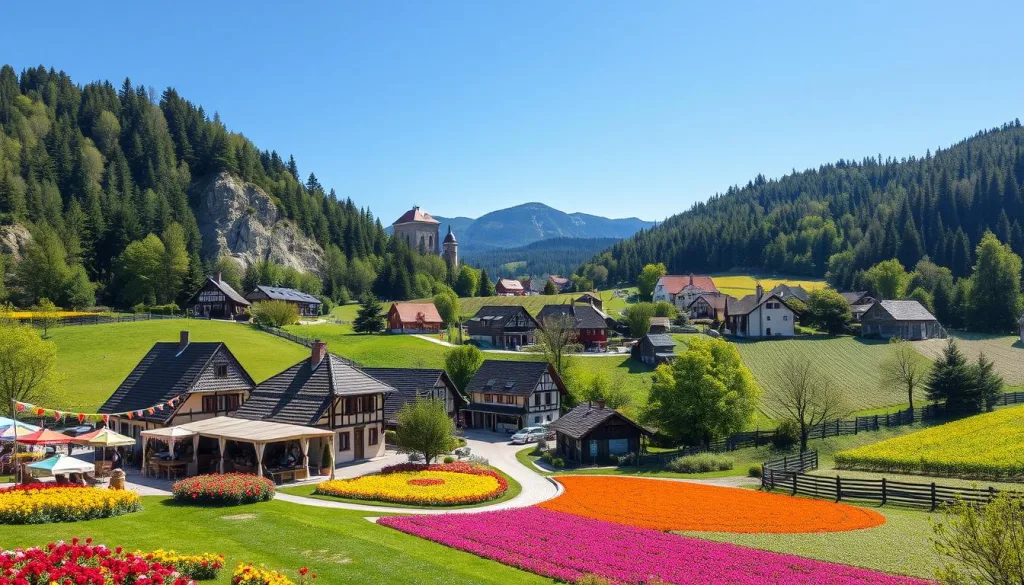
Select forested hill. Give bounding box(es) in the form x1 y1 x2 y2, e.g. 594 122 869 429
463 237 620 280
0 64 442 309
581 122 1024 289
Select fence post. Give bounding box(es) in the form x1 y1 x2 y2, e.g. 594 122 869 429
835 476 842 502
792 472 797 496
989 486 996 503
874 414 879 431
881 477 887 506
930 483 937 511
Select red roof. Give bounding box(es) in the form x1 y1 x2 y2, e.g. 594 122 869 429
393 207 440 225
658 274 718 295
389 302 443 324
496 279 524 291
549 275 570 286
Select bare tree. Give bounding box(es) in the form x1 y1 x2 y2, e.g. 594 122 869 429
767 354 849 452
881 338 927 411
532 315 581 380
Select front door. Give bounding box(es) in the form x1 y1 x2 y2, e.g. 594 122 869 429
354 427 364 460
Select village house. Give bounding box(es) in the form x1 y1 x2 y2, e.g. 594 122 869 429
548 275 571 292
860 300 945 340
361 368 464 429
98 331 256 454
466 306 540 349
648 317 671 334
232 341 395 464
687 292 729 322
725 285 796 338
635 332 676 365
653 274 718 310
461 361 566 432
575 293 604 311
495 278 526 296
245 285 322 317
548 402 649 465
841 291 876 322
769 284 809 304
386 301 444 334
186 273 250 320
537 304 610 350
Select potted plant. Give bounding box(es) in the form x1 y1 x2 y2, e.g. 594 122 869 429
319 443 332 476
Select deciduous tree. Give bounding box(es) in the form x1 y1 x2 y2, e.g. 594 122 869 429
443 345 483 394
880 339 928 411
395 398 459 464
637 263 666 302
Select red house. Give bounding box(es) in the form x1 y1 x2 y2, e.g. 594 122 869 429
387 302 443 333
495 278 526 296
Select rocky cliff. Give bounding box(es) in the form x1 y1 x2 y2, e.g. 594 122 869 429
192 172 323 274
0 224 31 261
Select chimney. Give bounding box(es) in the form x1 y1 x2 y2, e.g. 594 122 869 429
596 399 606 410
311 339 327 367
178 330 190 353
216 271 222 283
756 283 764 300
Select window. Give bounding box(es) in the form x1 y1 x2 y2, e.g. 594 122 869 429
545 392 552 405
203 396 216 412
545 414 552 422
533 393 541 406
369 428 379 445
484 393 493 403
338 432 350 451
202 394 239 413
355 397 363 412
534 416 541 424
766 315 771 321
344 398 354 413
214 363 228 378
783 315 789 321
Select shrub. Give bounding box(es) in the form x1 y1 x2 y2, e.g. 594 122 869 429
748 465 763 478
384 429 397 444
551 457 565 468
148 302 179 315
617 452 637 466
772 420 800 450
132 302 147 314
934 493 1024 585
444 456 455 464
666 453 734 474
541 451 554 463
321 443 331 470
250 300 300 327
0 486 141 524
172 473 275 506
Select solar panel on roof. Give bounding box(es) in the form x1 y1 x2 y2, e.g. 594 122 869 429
504 381 516 389
485 379 496 388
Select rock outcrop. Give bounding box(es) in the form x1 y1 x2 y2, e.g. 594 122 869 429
192 172 323 274
0 224 32 261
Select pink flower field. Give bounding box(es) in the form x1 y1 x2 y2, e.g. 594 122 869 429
378 507 934 585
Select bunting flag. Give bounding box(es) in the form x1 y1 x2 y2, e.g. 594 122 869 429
13 391 191 427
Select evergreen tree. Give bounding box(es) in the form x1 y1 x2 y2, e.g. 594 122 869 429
926 340 980 415
973 353 1004 412
477 269 495 297
454 266 479 298
353 293 385 334
967 232 1023 333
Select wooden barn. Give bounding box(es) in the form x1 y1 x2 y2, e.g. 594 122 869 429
386 302 444 334
186 273 250 320
495 278 526 296
245 285 322 317
861 300 945 340
635 333 676 365
548 402 648 465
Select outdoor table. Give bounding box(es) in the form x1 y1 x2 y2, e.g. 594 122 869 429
156 460 187 479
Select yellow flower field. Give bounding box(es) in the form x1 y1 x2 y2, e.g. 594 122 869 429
9 311 98 319
835 406 1024 479
710 275 826 299
0 486 142 524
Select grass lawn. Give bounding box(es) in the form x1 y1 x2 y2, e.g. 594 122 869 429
709 274 826 300
733 336 932 417
278 466 523 509
0 496 553 585
685 506 941 579
48 320 311 411
915 331 1024 386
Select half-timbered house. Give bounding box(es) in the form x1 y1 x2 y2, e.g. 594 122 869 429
462 361 566 432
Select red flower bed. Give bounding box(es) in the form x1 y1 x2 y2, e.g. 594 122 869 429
0 538 198 584
172 473 275 506
0 483 89 494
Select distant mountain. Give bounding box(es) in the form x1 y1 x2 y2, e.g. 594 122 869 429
435 202 654 251
463 237 620 280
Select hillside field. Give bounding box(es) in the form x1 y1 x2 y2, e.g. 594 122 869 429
914 332 1024 386
710 274 826 299
732 336 930 418
47 320 310 411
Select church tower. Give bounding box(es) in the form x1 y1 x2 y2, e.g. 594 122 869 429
442 225 458 270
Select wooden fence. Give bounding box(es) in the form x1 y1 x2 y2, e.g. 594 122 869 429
761 450 1007 510
21 312 194 329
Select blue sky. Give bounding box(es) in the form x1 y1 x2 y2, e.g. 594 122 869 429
4 1 1023 224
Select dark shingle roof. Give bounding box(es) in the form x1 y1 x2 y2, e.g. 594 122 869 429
536 304 608 330
362 368 463 424
727 293 791 316
251 285 322 305
688 293 729 311
769 284 808 303
465 360 556 396
99 342 254 423
840 291 871 305
467 306 539 328
232 354 394 426
644 333 675 349
187 277 250 306
549 404 647 440
874 300 938 322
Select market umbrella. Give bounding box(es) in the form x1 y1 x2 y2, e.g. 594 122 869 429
73 428 136 474
0 421 41 440
26 454 94 477
15 429 74 445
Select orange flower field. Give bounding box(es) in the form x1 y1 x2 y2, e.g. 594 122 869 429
540 476 886 533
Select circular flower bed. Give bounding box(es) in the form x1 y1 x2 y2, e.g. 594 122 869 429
173 473 276 506
315 462 508 506
0 485 141 524
137 549 226 580
540 476 885 533
0 538 197 584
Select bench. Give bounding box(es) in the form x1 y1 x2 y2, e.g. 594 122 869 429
265 466 308 485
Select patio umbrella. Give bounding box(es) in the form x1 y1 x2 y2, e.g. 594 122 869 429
16 429 75 445
73 428 136 473
0 421 41 440
26 454 95 477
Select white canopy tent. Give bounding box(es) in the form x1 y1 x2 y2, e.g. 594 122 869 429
141 416 336 479
26 454 95 477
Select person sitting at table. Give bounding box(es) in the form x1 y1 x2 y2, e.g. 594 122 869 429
288 444 301 467
278 449 295 468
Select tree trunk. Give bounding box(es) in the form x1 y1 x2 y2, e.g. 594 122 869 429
799 432 809 453
908 382 914 412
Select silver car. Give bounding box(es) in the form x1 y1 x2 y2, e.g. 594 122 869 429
511 426 548 445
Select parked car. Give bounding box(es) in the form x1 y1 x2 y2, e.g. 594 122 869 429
510 426 547 445
57 424 95 437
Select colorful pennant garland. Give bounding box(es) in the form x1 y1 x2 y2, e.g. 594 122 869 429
13 395 184 425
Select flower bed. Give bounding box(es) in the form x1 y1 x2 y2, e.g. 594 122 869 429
173 473 275 506
0 538 198 584
378 507 931 585
314 462 507 506
540 476 885 533
232 562 316 584
0 486 141 524
136 549 226 580
0 483 89 494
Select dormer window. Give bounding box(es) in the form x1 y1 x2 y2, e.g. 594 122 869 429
214 364 228 378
